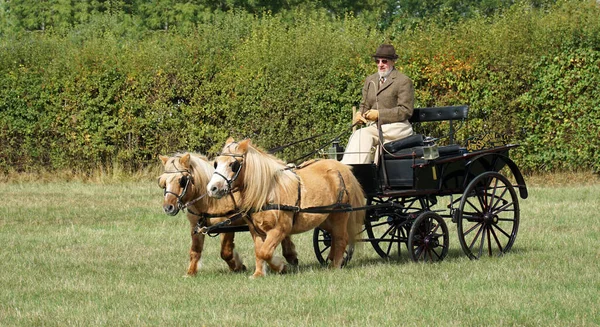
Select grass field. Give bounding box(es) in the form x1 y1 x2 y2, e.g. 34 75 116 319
0 176 599 326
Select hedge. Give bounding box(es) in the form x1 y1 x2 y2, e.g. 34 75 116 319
0 1 598 174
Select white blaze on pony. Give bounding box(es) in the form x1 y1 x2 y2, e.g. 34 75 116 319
207 137 365 278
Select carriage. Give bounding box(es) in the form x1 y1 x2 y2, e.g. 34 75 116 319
160 104 528 276
313 105 528 264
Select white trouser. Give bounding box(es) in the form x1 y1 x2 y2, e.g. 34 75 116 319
340 121 413 164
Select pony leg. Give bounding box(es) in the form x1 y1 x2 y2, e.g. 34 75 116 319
187 228 205 276
281 236 299 266
250 229 287 278
259 229 288 274
219 232 246 272
326 214 350 269
250 233 267 278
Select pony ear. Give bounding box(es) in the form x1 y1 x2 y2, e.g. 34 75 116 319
238 139 251 153
159 155 169 166
225 137 235 144
180 153 191 168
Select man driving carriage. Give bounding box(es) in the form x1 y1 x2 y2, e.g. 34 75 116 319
341 44 415 165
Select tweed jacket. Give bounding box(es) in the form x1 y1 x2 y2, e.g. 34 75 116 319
359 69 415 125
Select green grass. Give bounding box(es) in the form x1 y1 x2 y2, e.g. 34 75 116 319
1 180 598 326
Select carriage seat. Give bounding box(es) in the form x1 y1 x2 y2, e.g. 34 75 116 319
381 105 468 159
383 144 462 160
383 134 425 153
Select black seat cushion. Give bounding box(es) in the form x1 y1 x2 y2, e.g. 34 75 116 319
383 144 462 160
383 134 424 153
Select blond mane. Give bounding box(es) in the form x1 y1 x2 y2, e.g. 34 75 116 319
241 144 298 212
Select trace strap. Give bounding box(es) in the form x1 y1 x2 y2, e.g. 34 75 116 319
195 212 246 236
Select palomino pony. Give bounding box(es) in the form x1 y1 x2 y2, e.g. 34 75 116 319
158 153 298 276
207 138 365 278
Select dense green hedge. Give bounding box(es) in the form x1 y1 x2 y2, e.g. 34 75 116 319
1 1 599 174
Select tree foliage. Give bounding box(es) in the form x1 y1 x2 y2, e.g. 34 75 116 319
0 0 598 174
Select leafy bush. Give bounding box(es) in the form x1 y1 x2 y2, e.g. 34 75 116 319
0 1 599 174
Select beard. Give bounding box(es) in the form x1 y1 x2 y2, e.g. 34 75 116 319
378 67 393 78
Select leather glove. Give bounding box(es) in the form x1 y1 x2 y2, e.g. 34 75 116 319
352 111 368 125
364 109 379 121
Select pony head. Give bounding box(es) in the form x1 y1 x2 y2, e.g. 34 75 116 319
207 137 296 212
207 137 248 199
158 153 212 215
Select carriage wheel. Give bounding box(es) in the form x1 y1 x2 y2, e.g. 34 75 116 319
457 172 520 259
407 212 449 262
364 196 429 259
312 227 354 267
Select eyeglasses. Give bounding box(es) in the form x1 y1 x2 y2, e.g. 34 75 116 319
374 59 389 64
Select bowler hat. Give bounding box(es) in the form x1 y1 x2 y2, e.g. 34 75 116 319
372 44 398 60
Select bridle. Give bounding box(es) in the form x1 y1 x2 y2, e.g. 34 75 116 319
161 169 207 211
212 151 245 194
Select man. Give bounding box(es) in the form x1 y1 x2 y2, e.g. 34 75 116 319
341 44 415 164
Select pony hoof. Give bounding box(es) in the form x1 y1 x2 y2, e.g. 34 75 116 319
249 273 264 279
279 265 289 274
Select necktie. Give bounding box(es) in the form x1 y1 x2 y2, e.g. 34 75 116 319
379 77 385 86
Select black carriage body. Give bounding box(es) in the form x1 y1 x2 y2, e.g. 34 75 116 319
352 145 518 198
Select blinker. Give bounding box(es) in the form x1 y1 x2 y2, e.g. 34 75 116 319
180 175 192 188
231 160 241 173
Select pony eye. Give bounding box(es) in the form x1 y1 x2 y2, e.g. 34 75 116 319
213 161 218 169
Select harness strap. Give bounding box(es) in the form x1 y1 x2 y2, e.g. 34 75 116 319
190 192 242 235
293 172 301 227
258 169 352 214
195 212 246 236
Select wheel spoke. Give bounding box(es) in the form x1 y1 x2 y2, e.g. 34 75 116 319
491 186 509 210
478 225 487 258
319 244 329 256
487 226 493 256
383 228 398 255
464 221 483 236
371 223 397 242
490 225 504 253
465 198 484 216
431 247 442 260
492 222 512 239
427 248 434 262
497 215 516 221
492 201 515 217
467 222 484 250
487 178 499 210
414 245 425 260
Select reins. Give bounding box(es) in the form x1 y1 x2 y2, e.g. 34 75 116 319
269 123 359 165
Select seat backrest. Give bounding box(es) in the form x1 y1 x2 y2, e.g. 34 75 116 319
409 105 468 123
